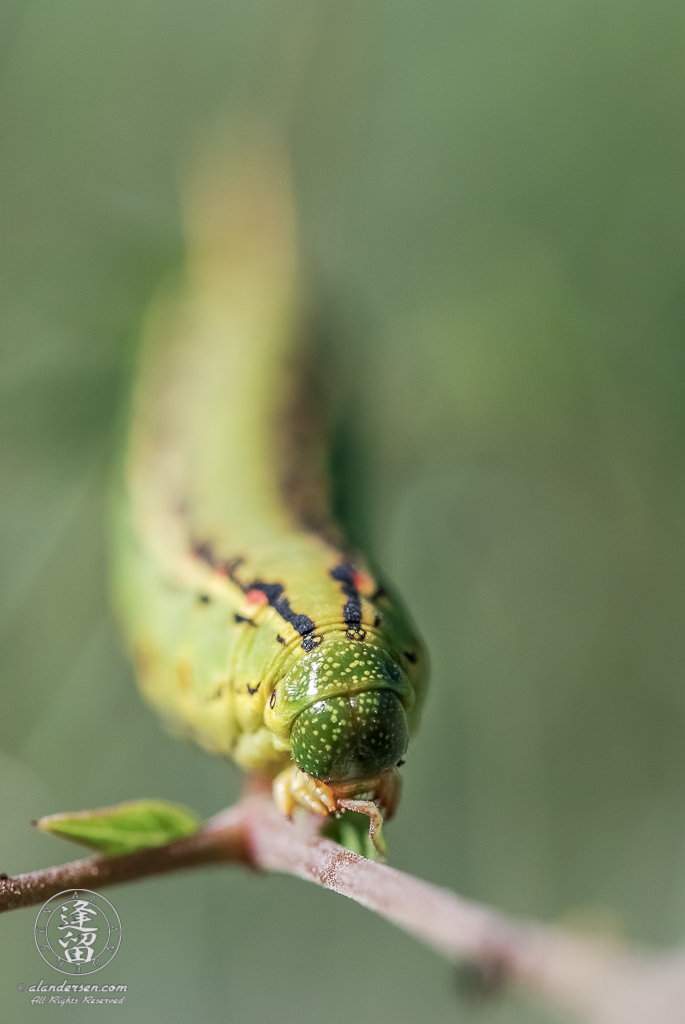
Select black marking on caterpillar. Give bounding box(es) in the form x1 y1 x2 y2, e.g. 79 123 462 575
276 635 286 645
246 682 260 695
197 594 211 605
244 580 316 642
193 541 317 649
374 614 382 627
234 614 257 626
404 650 417 663
330 562 366 641
193 543 243 578
301 634 322 651
269 690 277 708
223 556 244 577
193 541 215 565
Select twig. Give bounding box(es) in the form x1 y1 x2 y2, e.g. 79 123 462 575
0 803 253 913
2 795 685 1024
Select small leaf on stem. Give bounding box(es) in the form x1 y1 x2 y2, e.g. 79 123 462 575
34 800 201 856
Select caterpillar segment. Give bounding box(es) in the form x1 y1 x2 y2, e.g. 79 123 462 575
110 133 428 822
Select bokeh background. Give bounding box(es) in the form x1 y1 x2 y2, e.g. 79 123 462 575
2 0 685 1021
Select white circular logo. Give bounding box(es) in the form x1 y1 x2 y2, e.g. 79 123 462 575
34 890 121 975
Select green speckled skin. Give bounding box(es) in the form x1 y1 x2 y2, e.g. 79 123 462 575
109 142 428 789
290 691 409 782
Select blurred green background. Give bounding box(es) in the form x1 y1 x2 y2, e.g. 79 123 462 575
2 0 685 1021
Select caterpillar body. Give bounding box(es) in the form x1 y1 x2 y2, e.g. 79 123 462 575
110 139 428 820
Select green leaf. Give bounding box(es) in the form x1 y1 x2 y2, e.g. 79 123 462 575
34 799 201 856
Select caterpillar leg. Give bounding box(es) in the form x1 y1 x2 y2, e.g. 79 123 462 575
372 768 402 821
273 764 337 818
332 768 402 820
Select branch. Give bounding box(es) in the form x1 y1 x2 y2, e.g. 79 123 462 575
2 795 684 1024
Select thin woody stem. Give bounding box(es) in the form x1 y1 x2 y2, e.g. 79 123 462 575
2 795 684 1024
0 806 252 914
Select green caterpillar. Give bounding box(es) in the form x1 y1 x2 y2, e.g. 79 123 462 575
110 136 428 821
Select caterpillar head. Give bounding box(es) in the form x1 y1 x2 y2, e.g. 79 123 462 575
266 636 413 784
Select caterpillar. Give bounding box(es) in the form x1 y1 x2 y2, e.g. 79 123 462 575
110 134 428 822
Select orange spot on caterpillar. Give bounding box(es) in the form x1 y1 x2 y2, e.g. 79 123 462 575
134 644 154 676
246 589 268 606
176 659 193 692
353 571 375 593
